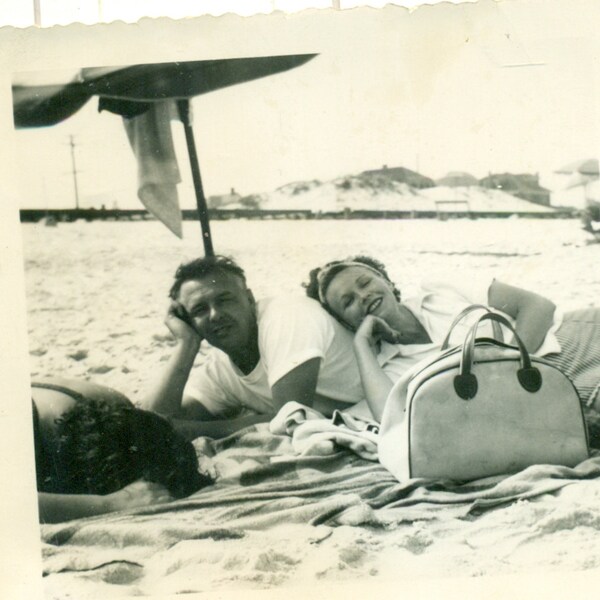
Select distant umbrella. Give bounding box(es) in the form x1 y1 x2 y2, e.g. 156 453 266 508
555 158 599 176
555 158 599 190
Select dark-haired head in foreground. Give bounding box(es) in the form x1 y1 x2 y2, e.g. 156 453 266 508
35 397 212 499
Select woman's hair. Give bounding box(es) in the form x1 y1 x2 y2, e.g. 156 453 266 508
304 255 401 321
39 399 212 498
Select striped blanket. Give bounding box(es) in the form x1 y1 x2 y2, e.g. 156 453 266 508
40 423 600 598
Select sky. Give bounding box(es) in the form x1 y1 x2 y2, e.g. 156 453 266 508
11 1 600 210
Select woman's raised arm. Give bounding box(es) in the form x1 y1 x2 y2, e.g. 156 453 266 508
488 280 556 354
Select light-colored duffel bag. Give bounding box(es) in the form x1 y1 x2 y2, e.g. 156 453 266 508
379 310 589 482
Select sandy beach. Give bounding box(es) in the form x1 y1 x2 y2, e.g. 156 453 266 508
20 217 600 595
22 217 599 399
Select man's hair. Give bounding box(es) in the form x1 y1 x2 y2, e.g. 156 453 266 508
41 399 212 498
169 255 247 300
304 255 401 320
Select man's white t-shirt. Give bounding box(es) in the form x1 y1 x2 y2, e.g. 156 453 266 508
183 295 365 417
378 279 564 383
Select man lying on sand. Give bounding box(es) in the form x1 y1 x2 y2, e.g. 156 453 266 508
142 255 366 439
34 378 211 523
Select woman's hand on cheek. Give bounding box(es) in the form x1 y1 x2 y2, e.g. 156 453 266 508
355 315 402 349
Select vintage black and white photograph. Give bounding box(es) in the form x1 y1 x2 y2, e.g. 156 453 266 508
2 1 600 598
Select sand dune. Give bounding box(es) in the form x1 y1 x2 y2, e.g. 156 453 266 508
255 176 553 213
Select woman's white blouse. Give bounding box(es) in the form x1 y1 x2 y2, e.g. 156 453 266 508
377 278 563 383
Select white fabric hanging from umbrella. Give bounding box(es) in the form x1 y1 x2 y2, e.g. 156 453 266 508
123 101 183 238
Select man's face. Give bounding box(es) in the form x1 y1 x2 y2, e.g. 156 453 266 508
177 272 257 354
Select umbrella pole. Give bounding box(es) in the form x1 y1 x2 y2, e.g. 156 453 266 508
177 99 215 256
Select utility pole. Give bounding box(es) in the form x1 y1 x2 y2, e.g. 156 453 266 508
69 135 81 210
33 0 41 26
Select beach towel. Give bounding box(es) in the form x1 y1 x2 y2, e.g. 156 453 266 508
269 401 379 459
38 422 600 597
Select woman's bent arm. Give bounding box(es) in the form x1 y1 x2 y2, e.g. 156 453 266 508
353 316 400 421
488 280 556 353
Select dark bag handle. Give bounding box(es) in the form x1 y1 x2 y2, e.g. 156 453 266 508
453 311 542 400
441 304 503 350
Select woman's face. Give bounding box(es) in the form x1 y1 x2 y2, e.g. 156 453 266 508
324 265 399 330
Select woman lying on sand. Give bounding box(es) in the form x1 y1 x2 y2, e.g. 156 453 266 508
33 378 212 523
304 256 600 444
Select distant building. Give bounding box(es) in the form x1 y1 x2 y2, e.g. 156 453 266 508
436 171 479 187
208 188 242 208
362 165 435 189
479 173 550 206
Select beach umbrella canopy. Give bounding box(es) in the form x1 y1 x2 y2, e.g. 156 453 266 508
13 57 317 128
13 55 317 253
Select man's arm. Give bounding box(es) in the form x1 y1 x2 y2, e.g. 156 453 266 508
170 413 271 441
143 340 201 416
173 358 347 436
270 357 321 413
488 280 556 354
142 302 202 417
261 297 359 417
270 358 352 418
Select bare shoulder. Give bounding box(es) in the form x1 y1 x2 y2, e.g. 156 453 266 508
32 377 132 407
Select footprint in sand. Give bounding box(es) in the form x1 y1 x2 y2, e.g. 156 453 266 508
152 333 175 343
88 364 114 374
67 349 88 361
